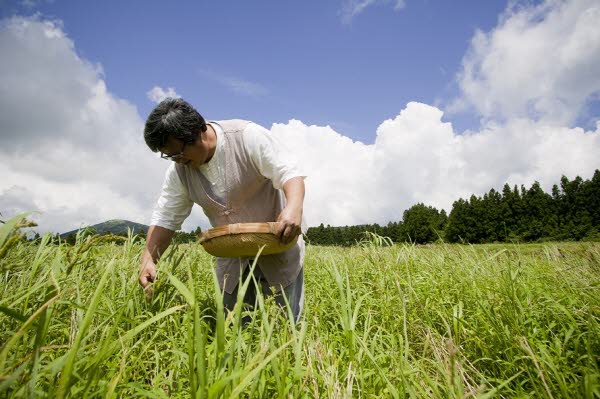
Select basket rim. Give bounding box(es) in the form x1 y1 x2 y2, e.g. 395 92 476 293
198 222 280 243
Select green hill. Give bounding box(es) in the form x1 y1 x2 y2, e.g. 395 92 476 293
61 219 149 238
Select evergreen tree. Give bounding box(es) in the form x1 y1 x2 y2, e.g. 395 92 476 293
521 181 556 240
445 199 469 243
305 169 600 245
402 203 446 244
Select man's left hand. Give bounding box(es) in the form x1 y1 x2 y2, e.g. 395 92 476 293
276 206 302 244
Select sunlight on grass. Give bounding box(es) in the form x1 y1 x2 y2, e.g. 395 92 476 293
0 217 599 397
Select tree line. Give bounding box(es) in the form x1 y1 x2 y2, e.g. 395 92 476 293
306 170 600 245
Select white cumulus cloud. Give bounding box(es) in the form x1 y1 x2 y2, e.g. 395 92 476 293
271 103 600 227
1 8 599 236
450 0 600 126
147 86 180 104
0 16 168 233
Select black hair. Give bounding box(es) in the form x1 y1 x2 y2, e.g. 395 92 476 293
143 98 208 152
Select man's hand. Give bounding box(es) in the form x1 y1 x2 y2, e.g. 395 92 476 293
277 176 305 244
276 206 302 244
139 260 157 300
138 225 175 301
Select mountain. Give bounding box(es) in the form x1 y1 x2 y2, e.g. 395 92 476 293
61 219 149 238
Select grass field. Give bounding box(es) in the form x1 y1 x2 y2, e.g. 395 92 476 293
1 223 599 397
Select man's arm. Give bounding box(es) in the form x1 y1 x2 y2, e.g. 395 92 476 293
276 176 305 243
242 123 306 243
139 225 175 298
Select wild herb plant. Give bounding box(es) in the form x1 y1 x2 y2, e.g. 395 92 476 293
0 215 599 397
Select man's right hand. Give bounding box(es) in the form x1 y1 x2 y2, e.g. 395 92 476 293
139 261 157 300
139 225 176 301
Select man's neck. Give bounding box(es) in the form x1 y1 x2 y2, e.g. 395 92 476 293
205 123 218 162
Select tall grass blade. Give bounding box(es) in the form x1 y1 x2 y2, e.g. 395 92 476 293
0 213 29 248
104 305 185 356
56 260 114 398
229 340 293 397
165 270 195 306
0 293 60 373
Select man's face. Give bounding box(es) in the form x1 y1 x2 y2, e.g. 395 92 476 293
159 130 213 167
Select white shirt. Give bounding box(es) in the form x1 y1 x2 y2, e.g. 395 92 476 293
150 121 305 231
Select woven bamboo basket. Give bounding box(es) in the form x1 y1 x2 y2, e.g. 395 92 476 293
198 222 296 258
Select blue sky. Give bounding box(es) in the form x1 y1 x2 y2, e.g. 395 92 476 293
3 0 509 142
1 0 599 233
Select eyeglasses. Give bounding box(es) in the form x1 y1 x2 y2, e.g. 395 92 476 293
160 141 187 161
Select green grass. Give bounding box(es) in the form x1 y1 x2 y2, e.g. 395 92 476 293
0 220 599 397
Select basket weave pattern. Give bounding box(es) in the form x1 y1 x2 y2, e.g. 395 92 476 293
199 222 296 258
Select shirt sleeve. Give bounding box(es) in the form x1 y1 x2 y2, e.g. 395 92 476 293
150 164 194 231
244 122 307 189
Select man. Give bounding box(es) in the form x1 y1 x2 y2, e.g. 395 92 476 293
139 98 306 322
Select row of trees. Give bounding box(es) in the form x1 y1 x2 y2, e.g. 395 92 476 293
172 227 203 244
306 170 600 245
305 204 448 246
